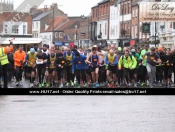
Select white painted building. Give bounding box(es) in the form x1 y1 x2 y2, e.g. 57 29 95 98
3 21 28 35
32 21 40 38
97 19 108 40
109 5 120 46
40 32 52 45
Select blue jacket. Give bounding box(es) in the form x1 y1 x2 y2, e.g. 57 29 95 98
105 54 118 65
72 54 87 72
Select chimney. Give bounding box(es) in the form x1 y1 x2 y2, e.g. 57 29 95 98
30 5 37 15
44 5 48 11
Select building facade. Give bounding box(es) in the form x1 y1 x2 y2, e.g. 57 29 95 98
109 0 120 46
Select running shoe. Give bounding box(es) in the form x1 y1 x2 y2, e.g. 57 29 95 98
59 84 63 88
125 84 129 88
108 83 112 88
66 82 70 87
41 83 44 88
96 82 100 88
134 83 137 88
141 82 145 86
149 84 153 88
84 83 87 87
77 84 81 88
93 84 96 88
16 82 19 86
39 84 42 88
30 83 34 88
71 82 74 87
19 81 23 86
46 83 50 87
147 80 149 86
113 83 116 88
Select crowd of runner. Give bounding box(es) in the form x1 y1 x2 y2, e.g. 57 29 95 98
2 43 175 88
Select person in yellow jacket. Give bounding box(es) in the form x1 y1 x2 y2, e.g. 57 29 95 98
0 41 13 88
25 48 37 88
118 50 137 88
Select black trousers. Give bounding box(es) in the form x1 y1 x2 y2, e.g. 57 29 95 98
99 66 105 83
37 65 46 84
2 64 8 88
76 69 86 84
66 65 74 83
156 66 163 82
7 69 14 82
15 66 23 82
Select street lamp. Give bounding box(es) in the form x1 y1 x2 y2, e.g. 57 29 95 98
75 25 78 44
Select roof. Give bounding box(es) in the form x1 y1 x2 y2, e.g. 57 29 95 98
41 16 64 32
32 11 43 19
98 0 109 4
55 18 81 31
33 10 52 21
91 4 98 8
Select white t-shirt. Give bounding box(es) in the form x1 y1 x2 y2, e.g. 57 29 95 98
42 49 49 55
98 50 106 66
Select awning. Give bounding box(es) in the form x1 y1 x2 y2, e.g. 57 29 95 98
0 38 42 44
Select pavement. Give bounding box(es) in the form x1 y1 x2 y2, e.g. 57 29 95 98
0 96 175 132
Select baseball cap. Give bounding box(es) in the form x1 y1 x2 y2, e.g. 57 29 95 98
70 43 75 47
30 48 35 53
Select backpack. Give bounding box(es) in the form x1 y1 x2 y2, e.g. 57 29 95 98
121 54 133 62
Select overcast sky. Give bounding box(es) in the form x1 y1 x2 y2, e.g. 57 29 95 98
14 0 100 16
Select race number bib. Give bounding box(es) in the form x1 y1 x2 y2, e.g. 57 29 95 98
150 57 154 60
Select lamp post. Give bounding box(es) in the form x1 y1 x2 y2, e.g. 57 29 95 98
75 25 78 45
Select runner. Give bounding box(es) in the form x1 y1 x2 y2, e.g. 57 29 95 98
162 48 173 88
145 47 161 88
46 49 57 87
86 47 100 88
105 49 118 88
36 49 48 88
63 47 75 87
118 50 137 88
130 48 141 88
55 52 67 88
72 52 87 88
13 45 26 86
25 48 37 88
156 46 164 87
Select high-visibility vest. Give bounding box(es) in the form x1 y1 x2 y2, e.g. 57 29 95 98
108 54 116 63
0 47 9 65
50 54 56 69
66 52 72 66
28 52 37 67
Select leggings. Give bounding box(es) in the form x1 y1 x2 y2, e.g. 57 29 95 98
164 66 172 80
37 65 46 84
156 66 163 82
66 65 75 83
124 68 133 84
99 66 105 83
140 66 147 82
15 66 23 82
116 69 123 85
76 69 86 84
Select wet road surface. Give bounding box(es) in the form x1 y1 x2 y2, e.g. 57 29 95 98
0 96 175 132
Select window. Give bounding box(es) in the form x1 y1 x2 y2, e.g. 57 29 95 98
132 26 135 38
4 25 8 33
59 32 62 38
106 4 108 14
12 25 18 34
96 9 98 17
173 22 175 29
23 25 26 34
129 3 131 14
36 22 38 28
113 26 115 35
133 10 135 17
93 10 95 18
105 23 107 35
135 25 137 37
32 23 34 28
136 9 138 17
103 5 105 15
128 3 130 14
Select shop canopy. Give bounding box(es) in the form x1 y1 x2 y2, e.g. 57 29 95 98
0 38 42 44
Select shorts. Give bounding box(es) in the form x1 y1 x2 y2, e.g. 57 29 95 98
57 68 66 80
90 66 99 72
134 68 139 75
85 68 91 75
107 65 116 74
27 66 36 73
48 68 56 74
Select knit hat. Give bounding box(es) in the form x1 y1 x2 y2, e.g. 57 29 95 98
118 47 122 51
30 48 35 53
